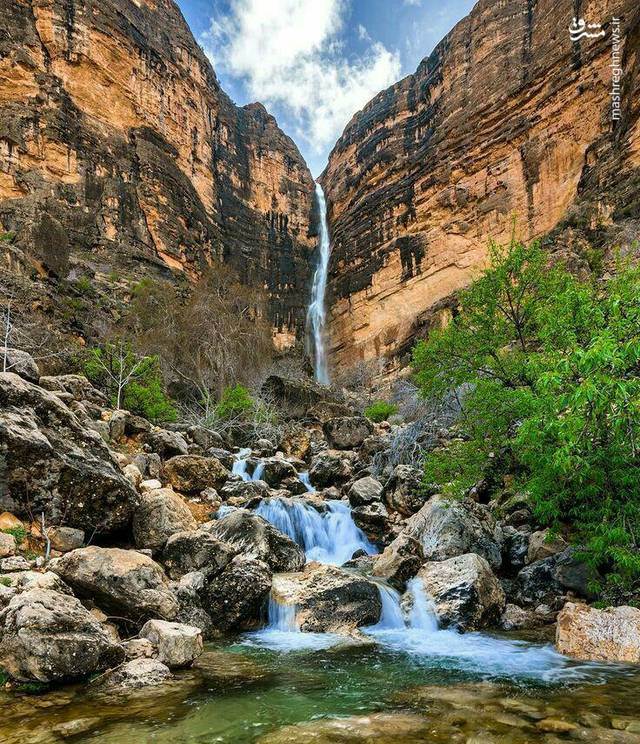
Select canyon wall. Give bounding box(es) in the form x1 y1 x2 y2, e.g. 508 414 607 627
321 0 640 373
0 0 316 348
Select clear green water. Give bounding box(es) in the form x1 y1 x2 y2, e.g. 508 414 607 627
3 629 640 743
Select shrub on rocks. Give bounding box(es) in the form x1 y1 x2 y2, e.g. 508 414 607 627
323 416 373 449
0 588 124 682
52 546 179 622
140 619 203 668
204 510 304 572
414 553 505 631
133 488 197 554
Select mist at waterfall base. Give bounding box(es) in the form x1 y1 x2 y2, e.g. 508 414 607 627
306 183 331 385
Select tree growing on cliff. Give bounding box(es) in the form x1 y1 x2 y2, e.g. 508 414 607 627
413 239 640 597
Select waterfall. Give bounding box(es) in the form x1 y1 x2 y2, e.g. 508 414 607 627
365 577 439 634
254 497 375 566
298 471 316 493
232 449 264 482
405 577 439 633
307 183 332 385
266 595 298 632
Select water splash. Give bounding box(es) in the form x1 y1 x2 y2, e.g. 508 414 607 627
298 471 316 493
254 497 375 566
307 183 332 385
232 449 264 482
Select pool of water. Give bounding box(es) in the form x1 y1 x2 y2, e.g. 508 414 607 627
3 628 640 744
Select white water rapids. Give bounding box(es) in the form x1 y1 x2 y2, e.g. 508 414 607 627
306 183 331 385
234 451 603 681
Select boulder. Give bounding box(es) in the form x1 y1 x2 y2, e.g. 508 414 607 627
133 488 197 554
145 429 189 459
0 348 39 383
348 476 383 506
38 374 106 404
0 373 138 535
513 547 595 607
0 588 124 682
0 512 23 531
309 451 353 488
140 619 203 668
48 526 85 552
204 510 304 572
384 465 430 517
202 556 272 632
162 530 236 579
403 495 502 569
52 547 178 622
97 658 172 690
526 529 569 564
307 400 353 423
3 570 72 595
323 416 373 449
352 502 390 542
270 564 381 632
0 556 30 572
122 638 156 659
415 553 505 630
499 603 545 631
372 534 424 590
279 426 312 460
124 413 152 436
163 455 229 493
556 602 640 663
219 479 270 504
261 375 324 419
259 458 298 488
0 532 16 558
501 525 529 572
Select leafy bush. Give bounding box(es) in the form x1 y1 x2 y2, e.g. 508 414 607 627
215 384 254 420
122 377 177 424
2 526 26 545
364 400 398 422
413 238 640 596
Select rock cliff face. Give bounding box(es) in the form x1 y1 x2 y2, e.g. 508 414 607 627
0 0 316 347
321 0 640 373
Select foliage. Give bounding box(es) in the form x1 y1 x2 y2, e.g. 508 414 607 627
0 578 11 588
83 341 176 422
2 526 26 545
215 384 254 420
422 439 489 499
413 237 640 594
364 400 398 422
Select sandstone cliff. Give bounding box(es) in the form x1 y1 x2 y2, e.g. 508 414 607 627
0 0 316 348
321 0 640 373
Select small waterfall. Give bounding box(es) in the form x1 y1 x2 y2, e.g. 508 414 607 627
298 471 315 493
254 497 375 566
365 577 439 634
232 449 264 482
266 594 298 632
405 577 439 633
368 582 406 631
307 183 332 385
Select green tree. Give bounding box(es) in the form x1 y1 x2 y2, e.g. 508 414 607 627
413 239 640 594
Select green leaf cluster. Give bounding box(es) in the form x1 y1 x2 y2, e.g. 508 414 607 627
364 400 398 422
413 238 640 594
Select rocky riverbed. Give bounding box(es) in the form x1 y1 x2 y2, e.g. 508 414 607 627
0 352 639 740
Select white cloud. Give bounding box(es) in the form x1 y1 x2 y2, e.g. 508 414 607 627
404 0 422 5
202 0 401 161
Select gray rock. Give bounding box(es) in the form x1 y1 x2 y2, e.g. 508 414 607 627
38 374 106 404
259 458 298 488
352 502 390 542
0 588 124 682
501 525 529 571
527 529 569 564
162 530 236 579
204 509 304 572
413 553 505 631
48 526 85 552
122 638 156 660
52 546 178 622
140 619 203 668
270 565 381 632
133 488 197 554
0 348 39 383
0 373 139 535
403 495 502 569
0 532 16 558
202 555 272 632
323 416 373 449
309 451 353 487
0 556 31 572
372 533 424 590
348 476 383 506
384 465 430 517
260 375 324 420
145 429 189 459
499 603 545 631
97 658 172 690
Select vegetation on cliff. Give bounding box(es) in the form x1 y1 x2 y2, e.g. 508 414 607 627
413 239 640 600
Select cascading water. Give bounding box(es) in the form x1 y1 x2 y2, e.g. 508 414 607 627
231 448 264 482
306 183 332 385
255 497 375 566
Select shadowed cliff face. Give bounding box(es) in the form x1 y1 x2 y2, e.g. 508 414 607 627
0 0 316 347
321 0 640 374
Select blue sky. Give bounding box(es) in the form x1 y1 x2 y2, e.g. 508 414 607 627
178 0 475 176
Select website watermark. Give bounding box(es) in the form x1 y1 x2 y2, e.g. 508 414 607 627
569 17 623 125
